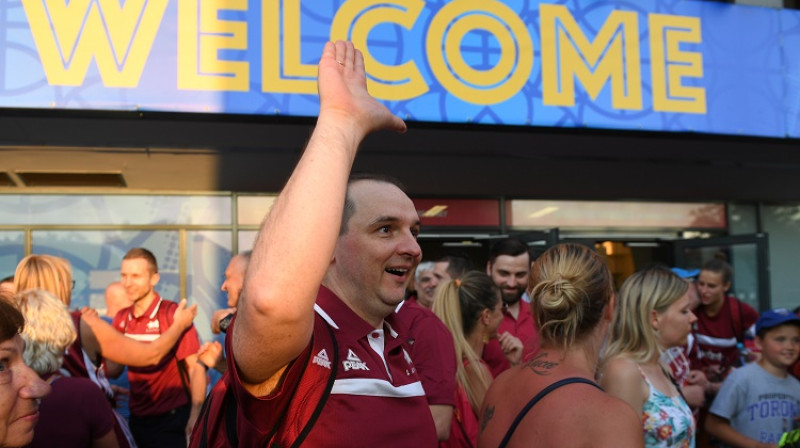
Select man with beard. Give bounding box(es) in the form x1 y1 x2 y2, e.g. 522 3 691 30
482 238 536 377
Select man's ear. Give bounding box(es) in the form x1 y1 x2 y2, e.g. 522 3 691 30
151 272 160 287
485 261 492 276
754 335 764 352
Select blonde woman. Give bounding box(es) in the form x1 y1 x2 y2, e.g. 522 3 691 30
14 254 196 448
600 267 697 448
13 289 119 448
478 243 643 448
14 255 196 377
433 272 504 448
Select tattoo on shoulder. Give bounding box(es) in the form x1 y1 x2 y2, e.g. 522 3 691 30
524 353 559 375
480 405 495 432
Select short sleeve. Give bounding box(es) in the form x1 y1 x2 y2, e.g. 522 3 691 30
224 315 312 434
411 315 457 407
709 368 744 420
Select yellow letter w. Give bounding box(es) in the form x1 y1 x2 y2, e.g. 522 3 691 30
22 0 168 87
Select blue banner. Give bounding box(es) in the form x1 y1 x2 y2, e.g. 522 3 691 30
0 0 798 137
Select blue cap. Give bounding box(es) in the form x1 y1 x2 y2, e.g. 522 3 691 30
756 309 800 334
671 268 700 279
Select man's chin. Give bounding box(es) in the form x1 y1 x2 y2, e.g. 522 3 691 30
502 295 523 306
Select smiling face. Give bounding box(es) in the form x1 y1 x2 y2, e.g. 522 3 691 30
328 180 422 325
484 299 504 339
757 324 800 375
487 253 530 306
415 269 438 309
0 335 51 448
654 292 697 349
120 258 159 306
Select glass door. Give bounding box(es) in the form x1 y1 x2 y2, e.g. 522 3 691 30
672 233 770 312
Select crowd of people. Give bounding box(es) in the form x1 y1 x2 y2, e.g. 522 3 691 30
1 40 800 448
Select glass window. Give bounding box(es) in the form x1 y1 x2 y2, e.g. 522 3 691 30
237 196 276 226
32 230 180 310
0 195 231 225
762 205 800 310
0 232 25 279
728 203 758 234
238 231 258 252
509 200 726 229
186 230 232 343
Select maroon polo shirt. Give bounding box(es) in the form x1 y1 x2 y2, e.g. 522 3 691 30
113 294 201 416
218 286 438 447
395 298 457 407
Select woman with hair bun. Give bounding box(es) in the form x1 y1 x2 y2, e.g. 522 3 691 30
477 243 643 448
600 267 696 448
432 272 505 448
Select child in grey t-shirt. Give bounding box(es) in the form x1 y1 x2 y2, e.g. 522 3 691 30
706 309 800 447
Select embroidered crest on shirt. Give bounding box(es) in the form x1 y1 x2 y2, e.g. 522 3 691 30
146 320 160 332
313 349 332 369
343 349 369 371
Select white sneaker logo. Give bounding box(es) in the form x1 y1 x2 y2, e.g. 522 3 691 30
313 349 331 369
343 349 369 371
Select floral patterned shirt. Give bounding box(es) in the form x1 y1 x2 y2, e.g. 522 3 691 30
641 372 696 448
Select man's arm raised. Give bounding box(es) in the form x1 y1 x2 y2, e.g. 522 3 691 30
233 41 406 393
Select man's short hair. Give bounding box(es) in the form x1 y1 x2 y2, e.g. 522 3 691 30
488 238 530 266
340 173 408 236
437 252 474 280
123 248 159 273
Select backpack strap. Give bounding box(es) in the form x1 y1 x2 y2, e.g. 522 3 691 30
729 297 744 343
287 317 338 448
498 377 601 448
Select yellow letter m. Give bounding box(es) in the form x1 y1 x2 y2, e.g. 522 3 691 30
541 5 641 110
23 0 168 87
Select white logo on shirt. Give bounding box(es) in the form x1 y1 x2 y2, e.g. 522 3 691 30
313 349 332 369
343 349 369 371
146 320 160 331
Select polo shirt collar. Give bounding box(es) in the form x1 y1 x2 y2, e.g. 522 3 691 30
132 293 162 320
316 286 406 351
504 299 531 321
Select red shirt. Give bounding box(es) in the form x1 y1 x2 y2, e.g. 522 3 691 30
62 311 115 400
482 300 539 377
113 294 201 416
395 299 457 407
690 296 758 379
29 376 116 448
204 286 438 447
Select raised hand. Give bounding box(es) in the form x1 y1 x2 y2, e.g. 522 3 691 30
317 40 406 141
173 298 198 330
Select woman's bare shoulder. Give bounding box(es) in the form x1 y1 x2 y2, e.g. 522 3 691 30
599 354 641 384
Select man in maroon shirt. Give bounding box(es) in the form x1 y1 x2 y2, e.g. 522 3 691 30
482 238 536 377
189 41 437 447
113 248 205 448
